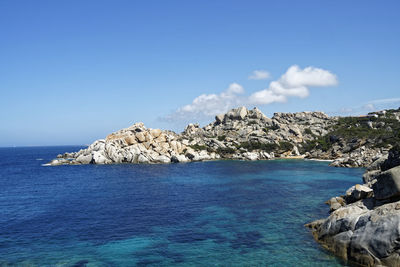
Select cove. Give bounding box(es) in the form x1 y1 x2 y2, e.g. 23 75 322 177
0 146 364 266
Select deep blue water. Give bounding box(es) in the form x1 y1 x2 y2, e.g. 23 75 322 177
0 146 365 266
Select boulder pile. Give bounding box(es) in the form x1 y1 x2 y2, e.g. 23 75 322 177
49 122 218 165
48 106 399 166
306 146 400 266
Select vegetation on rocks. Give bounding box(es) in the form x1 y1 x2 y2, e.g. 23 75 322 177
189 144 208 151
216 147 236 155
333 116 400 145
278 141 294 152
237 141 278 152
300 108 400 165
49 106 400 168
217 135 226 141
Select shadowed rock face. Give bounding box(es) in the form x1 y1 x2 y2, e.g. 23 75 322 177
381 146 400 171
307 146 400 266
373 166 400 200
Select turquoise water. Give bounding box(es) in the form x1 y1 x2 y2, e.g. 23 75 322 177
0 147 364 266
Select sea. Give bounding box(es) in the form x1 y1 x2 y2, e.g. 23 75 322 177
0 146 365 266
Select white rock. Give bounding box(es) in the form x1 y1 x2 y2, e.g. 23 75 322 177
92 151 111 164
170 140 178 152
215 114 225 123
243 152 259 161
292 146 300 156
124 136 137 145
235 106 248 119
76 154 93 164
177 155 189 162
49 159 64 166
155 134 167 143
150 129 162 138
261 152 271 159
138 154 150 163
154 155 171 163
135 132 146 142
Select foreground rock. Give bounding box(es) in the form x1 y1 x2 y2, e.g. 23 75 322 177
307 200 400 266
306 146 400 266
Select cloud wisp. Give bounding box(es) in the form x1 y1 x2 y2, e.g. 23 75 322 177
163 83 246 122
334 97 400 116
248 70 271 80
163 65 338 123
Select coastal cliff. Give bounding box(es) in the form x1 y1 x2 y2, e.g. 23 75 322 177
48 106 400 167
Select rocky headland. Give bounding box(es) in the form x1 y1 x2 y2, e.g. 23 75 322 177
49 106 400 168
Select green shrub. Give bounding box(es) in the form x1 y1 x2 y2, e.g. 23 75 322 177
217 135 226 141
266 124 279 131
217 147 236 155
189 144 207 151
278 141 293 152
247 121 258 125
238 141 278 152
298 113 400 152
300 135 332 153
316 136 332 152
327 115 400 149
304 128 312 135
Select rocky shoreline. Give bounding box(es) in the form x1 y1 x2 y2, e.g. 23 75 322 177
306 146 400 266
48 106 400 266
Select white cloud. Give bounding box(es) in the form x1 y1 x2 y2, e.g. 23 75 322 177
363 103 376 111
330 98 400 116
248 70 271 80
247 87 286 105
365 97 400 105
164 83 245 122
279 65 338 87
163 65 338 124
249 65 337 104
225 82 245 95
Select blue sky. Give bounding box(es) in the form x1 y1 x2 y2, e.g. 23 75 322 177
1 0 399 146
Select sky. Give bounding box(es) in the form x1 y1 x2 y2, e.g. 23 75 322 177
1 0 399 146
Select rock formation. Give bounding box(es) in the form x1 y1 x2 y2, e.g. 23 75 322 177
48 106 400 166
306 145 400 266
49 122 219 166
